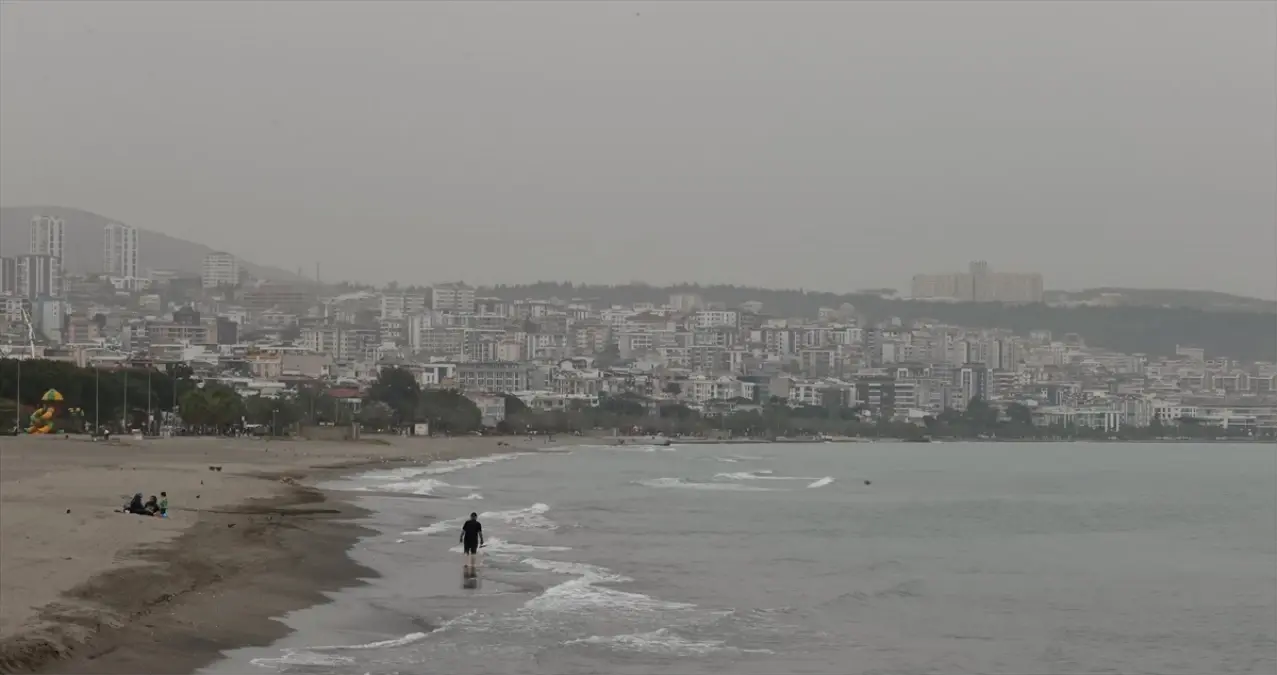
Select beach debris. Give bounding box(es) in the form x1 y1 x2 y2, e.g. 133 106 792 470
864 480 872 485
227 523 235 528
65 509 70 514
208 465 223 472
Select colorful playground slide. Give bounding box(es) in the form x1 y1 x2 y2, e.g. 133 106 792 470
27 389 63 434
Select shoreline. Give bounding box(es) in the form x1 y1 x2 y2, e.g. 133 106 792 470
32 485 373 675
0 436 560 675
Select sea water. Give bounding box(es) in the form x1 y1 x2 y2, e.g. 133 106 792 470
202 442 1277 675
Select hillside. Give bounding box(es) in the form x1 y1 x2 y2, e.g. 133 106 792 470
0 206 302 282
1043 287 1276 313
480 282 1277 362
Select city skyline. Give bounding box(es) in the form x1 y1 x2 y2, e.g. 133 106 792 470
1 2 1272 298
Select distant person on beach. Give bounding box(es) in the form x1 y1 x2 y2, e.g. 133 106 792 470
159 492 169 517
460 512 484 568
143 496 160 516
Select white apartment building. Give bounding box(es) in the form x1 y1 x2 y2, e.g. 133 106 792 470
431 283 476 313
380 293 428 319
29 216 65 261
669 293 704 312
15 254 61 299
202 252 240 288
682 375 756 404
694 310 740 329
104 222 140 279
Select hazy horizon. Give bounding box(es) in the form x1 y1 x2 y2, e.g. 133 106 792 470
2 2 1274 298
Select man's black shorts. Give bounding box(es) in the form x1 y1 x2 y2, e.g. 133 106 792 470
463 541 479 555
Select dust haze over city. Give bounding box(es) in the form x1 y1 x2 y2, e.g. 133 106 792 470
1 1 1274 297
5 4 1277 675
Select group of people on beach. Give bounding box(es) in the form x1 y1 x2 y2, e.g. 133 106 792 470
122 492 168 517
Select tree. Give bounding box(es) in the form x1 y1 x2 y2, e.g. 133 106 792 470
91 313 107 331
1005 402 1034 427
179 385 243 431
598 393 647 418
662 382 682 396
417 389 482 433
357 401 394 430
368 366 420 426
595 343 621 368
244 395 302 433
503 394 528 417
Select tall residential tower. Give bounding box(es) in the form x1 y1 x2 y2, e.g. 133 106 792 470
29 215 65 260
104 222 140 279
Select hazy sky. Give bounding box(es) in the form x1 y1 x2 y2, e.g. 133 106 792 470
2 1 1274 297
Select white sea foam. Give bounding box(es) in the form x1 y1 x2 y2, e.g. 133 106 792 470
377 478 453 496
311 631 430 651
488 502 556 530
716 470 820 481
638 477 778 492
403 519 458 536
807 476 835 488
447 538 571 554
525 576 695 614
714 456 739 463
249 650 355 669
362 453 527 485
405 503 556 536
565 629 771 656
416 453 529 476
520 557 629 581
461 492 484 500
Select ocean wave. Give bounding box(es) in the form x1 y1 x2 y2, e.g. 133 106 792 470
638 477 778 492
377 478 453 496
807 477 834 488
525 576 695 614
403 519 458 536
564 629 740 656
489 502 556 530
311 631 430 651
249 650 355 669
714 470 820 481
520 557 630 581
405 503 556 536
461 492 484 500
414 453 530 476
447 538 571 554
362 454 528 484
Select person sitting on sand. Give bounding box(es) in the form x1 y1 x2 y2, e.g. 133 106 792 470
123 493 148 515
143 495 160 516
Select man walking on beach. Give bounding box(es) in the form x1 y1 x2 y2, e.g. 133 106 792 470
460 512 484 569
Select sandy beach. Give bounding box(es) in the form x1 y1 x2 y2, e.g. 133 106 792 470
0 434 554 674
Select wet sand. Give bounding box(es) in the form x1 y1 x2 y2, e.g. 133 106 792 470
0 435 556 674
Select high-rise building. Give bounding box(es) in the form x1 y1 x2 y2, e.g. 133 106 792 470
956 364 989 404
104 222 140 279
911 261 1043 303
15 254 61 299
431 283 476 313
202 252 240 288
381 292 428 319
29 216 66 261
0 257 16 295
